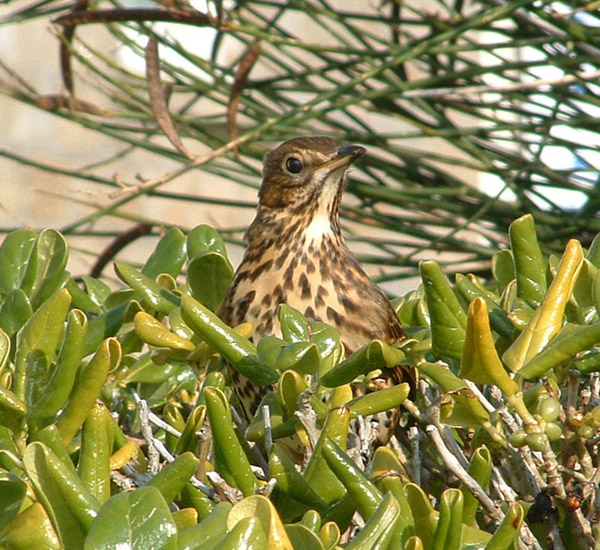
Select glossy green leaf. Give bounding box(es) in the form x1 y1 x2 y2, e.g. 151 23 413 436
187 252 233 312
277 370 308 416
0 228 37 295
301 510 321 533
491 249 515 296
440 388 491 429
24 349 50 412
305 407 350 505
178 502 232 550
432 489 463 550
371 448 413 541
571 259 596 314
175 405 207 454
319 340 404 388
134 311 194 352
404 537 425 550
56 338 121 445
114 262 179 315
142 227 187 279
227 495 292 549
0 289 32 338
78 403 113 504
24 442 100 547
81 276 111 308
518 322 600 379
35 423 77 474
187 224 228 259
146 452 200 503
319 521 340 550
462 447 492 527
257 336 321 375
344 493 400 550
0 382 26 433
509 215 546 305
322 439 382 520
20 229 69 310
286 524 324 550
84 301 134 356
419 362 465 392
0 502 61 550
348 383 409 417
455 274 515 340
0 328 9 375
279 304 311 342
420 260 467 362
484 503 524 550
503 239 584 372
205 387 258 496
180 294 256 364
213 516 267 550
0 473 28 531
460 297 518 396
405 483 436 548
269 444 328 509
14 287 71 400
84 486 177 550
28 309 87 421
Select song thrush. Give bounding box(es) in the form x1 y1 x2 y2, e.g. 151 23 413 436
218 136 413 441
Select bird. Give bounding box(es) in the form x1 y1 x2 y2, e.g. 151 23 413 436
218 136 414 444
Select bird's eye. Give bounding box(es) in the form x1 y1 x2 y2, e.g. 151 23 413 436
285 157 303 174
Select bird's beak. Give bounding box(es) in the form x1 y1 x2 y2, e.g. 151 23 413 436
318 145 366 173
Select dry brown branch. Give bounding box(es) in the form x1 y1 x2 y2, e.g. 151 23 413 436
227 42 262 147
145 35 194 160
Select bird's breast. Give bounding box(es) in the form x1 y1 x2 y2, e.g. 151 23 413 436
221 230 394 353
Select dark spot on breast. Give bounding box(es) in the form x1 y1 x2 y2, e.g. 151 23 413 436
315 285 328 307
235 269 250 282
249 258 273 282
274 248 291 269
306 259 316 274
283 271 294 291
233 290 255 322
299 272 311 299
339 293 360 313
249 305 261 317
332 275 348 292
261 293 272 308
326 306 343 325
260 310 272 323
319 258 331 281
305 306 315 319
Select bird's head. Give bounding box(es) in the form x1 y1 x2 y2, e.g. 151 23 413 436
258 136 366 213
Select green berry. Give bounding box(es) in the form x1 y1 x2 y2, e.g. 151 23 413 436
544 422 562 442
526 433 547 452
509 431 528 447
539 398 560 423
578 424 596 440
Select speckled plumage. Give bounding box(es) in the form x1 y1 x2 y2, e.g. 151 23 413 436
218 136 411 425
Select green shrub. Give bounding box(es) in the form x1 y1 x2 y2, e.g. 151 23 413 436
0 216 597 549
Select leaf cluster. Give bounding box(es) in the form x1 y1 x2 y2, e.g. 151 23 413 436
0 217 598 548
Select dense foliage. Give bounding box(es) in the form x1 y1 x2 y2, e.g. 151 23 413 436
0 216 598 549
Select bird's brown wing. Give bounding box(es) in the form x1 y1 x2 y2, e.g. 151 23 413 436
387 315 406 343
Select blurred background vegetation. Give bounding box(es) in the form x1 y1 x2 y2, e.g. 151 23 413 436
1 0 599 292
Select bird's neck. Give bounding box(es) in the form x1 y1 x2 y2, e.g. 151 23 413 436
245 202 344 255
